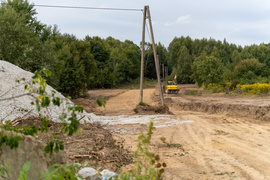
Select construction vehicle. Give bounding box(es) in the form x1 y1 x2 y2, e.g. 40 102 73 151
167 75 179 94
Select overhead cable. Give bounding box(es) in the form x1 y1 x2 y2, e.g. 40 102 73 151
0 3 143 12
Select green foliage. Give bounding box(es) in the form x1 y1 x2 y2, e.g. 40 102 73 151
237 83 270 94
185 90 200 95
0 0 56 73
96 95 106 108
17 161 31 180
191 55 224 86
234 58 263 84
144 42 168 80
2 0 270 96
0 164 9 179
138 102 150 106
44 140 64 156
0 131 22 149
40 163 82 180
119 121 166 180
175 46 193 84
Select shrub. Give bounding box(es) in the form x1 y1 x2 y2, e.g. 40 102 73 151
237 83 270 94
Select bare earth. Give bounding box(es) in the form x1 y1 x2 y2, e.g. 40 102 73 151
89 85 270 180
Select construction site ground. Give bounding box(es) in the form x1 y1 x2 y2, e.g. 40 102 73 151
81 84 270 180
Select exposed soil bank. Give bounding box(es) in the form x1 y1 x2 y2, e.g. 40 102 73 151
168 98 270 121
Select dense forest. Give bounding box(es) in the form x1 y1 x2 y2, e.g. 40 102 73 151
1 0 270 98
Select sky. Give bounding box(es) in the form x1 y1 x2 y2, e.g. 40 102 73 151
28 0 270 47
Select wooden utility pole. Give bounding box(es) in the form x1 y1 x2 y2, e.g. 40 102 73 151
165 66 168 90
162 64 164 82
139 5 164 106
139 7 146 103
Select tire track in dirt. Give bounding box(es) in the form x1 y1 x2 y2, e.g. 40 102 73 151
156 107 270 179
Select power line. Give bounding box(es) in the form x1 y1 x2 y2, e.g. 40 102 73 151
0 3 143 12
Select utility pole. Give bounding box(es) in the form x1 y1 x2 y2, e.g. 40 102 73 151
139 6 146 103
139 5 164 106
162 63 164 83
165 66 168 91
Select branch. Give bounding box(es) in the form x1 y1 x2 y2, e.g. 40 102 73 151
0 93 31 102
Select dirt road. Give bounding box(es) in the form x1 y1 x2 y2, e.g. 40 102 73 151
90 87 270 180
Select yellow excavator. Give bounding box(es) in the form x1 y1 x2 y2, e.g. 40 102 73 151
167 75 179 94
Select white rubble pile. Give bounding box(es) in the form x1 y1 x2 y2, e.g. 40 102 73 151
0 60 97 123
77 167 119 180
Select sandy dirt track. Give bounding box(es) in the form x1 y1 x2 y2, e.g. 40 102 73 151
90 87 270 180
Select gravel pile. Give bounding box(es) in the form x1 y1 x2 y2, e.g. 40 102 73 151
0 60 97 123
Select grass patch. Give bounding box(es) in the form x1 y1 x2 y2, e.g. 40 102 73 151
185 90 201 95
138 102 150 106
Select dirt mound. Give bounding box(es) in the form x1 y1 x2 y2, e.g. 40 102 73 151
133 104 173 115
15 117 133 172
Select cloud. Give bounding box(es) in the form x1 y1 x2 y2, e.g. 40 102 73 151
177 15 191 23
165 15 191 26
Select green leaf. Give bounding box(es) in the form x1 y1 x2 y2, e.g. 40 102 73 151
84 161 88 167
36 100 41 112
41 96 50 107
75 106 83 112
159 168 165 174
59 143 64 150
155 163 161 168
150 160 155 165
52 97 60 106
43 68 52 77
162 162 167 167
14 136 22 141
155 155 160 161
22 161 31 172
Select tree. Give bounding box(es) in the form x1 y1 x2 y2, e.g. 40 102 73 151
6 0 45 33
231 50 241 65
0 1 56 73
234 58 263 79
85 36 110 69
175 46 192 83
191 55 224 86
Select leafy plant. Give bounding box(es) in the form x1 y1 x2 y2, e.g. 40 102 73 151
0 164 9 179
17 161 31 180
96 95 106 108
185 90 200 95
237 83 270 94
40 163 82 180
118 121 166 180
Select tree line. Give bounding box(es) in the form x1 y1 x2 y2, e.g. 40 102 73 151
1 0 270 98
168 36 270 87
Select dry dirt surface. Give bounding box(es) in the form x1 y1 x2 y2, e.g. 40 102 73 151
87 85 270 180
15 117 133 172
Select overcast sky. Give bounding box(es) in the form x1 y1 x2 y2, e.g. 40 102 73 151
29 0 270 47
